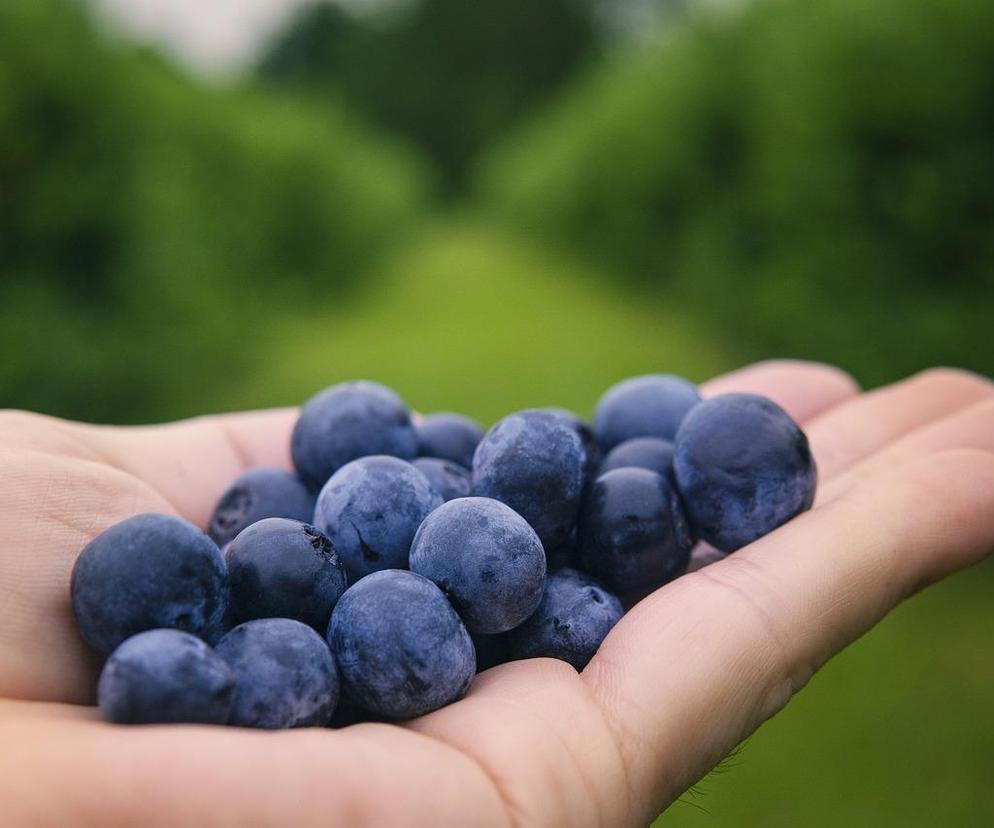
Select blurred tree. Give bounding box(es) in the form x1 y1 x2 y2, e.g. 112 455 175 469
480 0 994 385
0 0 429 423
259 0 603 192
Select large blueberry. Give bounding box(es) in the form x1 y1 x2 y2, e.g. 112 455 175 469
71 513 228 656
216 618 339 729
506 569 624 671
577 468 693 594
416 413 484 469
410 497 546 634
673 393 817 552
328 570 475 720
291 381 418 490
411 457 472 502
207 468 314 548
471 410 584 549
98 629 234 725
541 408 603 484
224 518 347 632
592 374 701 450
599 437 675 479
313 456 443 582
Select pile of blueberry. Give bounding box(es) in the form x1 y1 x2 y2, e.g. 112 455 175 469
71 376 817 727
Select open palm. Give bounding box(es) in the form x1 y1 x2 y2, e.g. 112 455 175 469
1 361 992 826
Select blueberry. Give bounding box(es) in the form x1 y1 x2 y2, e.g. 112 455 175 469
328 570 475 720
592 374 701 451
224 518 347 632
71 513 228 656
97 629 234 725
416 413 485 469
216 618 339 729
599 437 675 479
410 497 546 634
577 468 693 594
471 632 511 672
411 457 472 502
541 408 603 484
673 393 817 552
291 381 418 490
472 410 584 549
506 569 623 671
207 468 314 548
313 456 443 582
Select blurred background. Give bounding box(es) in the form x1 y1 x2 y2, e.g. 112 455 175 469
1 0 991 823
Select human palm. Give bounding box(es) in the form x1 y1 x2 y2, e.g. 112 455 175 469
1 361 992 826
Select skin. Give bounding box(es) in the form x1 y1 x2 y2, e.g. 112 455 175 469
0 360 992 826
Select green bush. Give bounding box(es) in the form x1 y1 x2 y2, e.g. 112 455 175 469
0 0 429 423
259 0 601 192
480 0 994 385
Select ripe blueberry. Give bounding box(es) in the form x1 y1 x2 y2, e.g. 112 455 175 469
313 456 443 582
328 570 475 720
207 468 314 548
224 518 347 632
216 618 339 729
592 374 700 451
410 497 546 634
71 513 227 655
472 410 584 549
291 381 417 490
98 629 234 725
673 393 817 552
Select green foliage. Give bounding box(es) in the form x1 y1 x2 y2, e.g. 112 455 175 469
480 0 994 385
0 0 429 423
259 0 602 191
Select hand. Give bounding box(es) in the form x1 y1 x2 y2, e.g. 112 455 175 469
1 361 992 826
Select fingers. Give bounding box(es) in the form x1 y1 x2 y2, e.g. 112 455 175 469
804 368 994 481
583 444 994 819
818 397 994 503
75 409 298 527
701 359 859 423
0 707 510 828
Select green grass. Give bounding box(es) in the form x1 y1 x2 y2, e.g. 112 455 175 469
218 219 733 424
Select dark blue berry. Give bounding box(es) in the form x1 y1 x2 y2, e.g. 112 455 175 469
98 629 234 725
416 413 484 469
207 468 314 548
673 393 817 552
71 513 228 656
313 456 443 582
224 518 347 632
291 381 417 490
328 570 475 720
506 569 623 671
216 618 339 729
472 410 584 549
593 374 701 451
599 437 675 479
410 497 546 634
577 468 693 594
